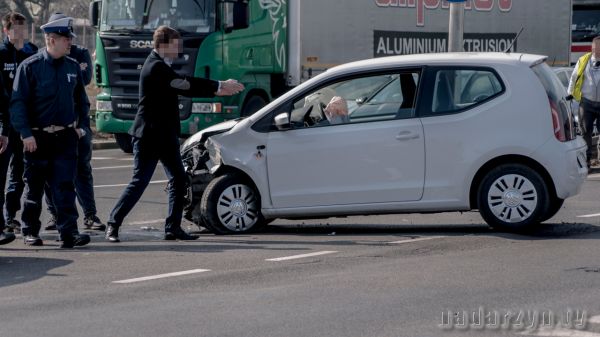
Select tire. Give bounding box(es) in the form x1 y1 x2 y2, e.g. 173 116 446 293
540 196 565 222
241 96 267 117
477 164 550 233
200 173 267 234
114 133 133 154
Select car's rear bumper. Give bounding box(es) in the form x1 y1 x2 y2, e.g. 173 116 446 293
537 136 587 199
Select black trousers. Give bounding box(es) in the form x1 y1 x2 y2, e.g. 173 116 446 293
107 134 187 232
21 129 79 240
579 98 600 162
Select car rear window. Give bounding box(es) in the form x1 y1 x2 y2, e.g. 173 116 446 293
531 63 575 141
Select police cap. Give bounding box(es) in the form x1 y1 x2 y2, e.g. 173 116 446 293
41 12 76 38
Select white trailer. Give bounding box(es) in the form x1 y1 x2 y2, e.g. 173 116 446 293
285 0 572 85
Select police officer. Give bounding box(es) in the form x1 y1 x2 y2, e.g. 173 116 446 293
0 67 14 245
568 36 600 167
10 13 90 248
44 34 105 232
105 26 244 242
0 12 38 233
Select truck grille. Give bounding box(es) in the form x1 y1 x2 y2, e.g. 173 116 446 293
100 35 203 121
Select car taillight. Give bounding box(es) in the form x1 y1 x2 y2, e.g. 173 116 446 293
550 98 566 142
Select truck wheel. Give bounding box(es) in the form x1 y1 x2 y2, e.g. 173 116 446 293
241 96 267 117
477 164 549 233
114 133 133 153
200 173 267 235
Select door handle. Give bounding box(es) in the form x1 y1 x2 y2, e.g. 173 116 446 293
396 131 420 141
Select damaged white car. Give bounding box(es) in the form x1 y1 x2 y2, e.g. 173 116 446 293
181 53 587 235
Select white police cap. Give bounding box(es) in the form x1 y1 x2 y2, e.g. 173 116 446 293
41 13 76 38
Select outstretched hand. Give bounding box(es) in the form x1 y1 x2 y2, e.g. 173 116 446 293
216 79 245 96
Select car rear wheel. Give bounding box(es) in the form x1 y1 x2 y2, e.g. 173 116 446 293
200 173 267 234
477 164 549 232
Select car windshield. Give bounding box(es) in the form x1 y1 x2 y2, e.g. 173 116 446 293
100 0 216 33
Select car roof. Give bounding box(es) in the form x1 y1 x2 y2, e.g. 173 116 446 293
327 52 547 75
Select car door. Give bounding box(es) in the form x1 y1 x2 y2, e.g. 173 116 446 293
266 70 425 209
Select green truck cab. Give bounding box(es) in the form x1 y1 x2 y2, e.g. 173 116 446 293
89 0 287 152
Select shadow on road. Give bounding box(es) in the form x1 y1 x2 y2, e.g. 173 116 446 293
0 257 72 288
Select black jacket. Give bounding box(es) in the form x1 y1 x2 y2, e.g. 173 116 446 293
10 49 90 139
0 37 38 97
129 50 219 139
69 44 92 86
0 74 8 136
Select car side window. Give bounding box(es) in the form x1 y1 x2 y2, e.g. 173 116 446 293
429 68 503 115
287 71 420 129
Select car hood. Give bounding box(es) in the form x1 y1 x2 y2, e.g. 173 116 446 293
181 119 241 150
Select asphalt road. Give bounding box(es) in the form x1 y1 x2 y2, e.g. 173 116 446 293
2 148 600 337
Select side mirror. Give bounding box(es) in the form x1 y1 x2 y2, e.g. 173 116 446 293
89 0 101 28
222 1 249 33
274 113 291 130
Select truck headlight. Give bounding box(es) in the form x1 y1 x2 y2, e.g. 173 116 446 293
192 102 222 113
96 100 112 111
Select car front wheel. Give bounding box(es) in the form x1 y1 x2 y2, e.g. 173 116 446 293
200 173 267 234
477 164 550 232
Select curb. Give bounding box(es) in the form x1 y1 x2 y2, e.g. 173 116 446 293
92 139 119 150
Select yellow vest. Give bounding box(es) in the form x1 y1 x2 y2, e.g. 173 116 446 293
573 52 592 102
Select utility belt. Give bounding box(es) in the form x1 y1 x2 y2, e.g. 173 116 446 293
31 123 76 134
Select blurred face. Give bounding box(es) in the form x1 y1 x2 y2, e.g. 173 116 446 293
6 22 27 43
593 40 600 58
47 34 72 58
161 38 182 60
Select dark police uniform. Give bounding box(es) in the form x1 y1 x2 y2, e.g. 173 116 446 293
106 50 219 242
0 37 38 230
10 46 90 245
0 71 15 245
44 44 104 230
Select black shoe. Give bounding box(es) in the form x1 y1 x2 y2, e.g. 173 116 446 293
164 229 199 241
6 218 21 233
84 215 106 231
0 231 16 245
44 215 58 231
61 234 91 249
105 225 120 243
23 235 43 246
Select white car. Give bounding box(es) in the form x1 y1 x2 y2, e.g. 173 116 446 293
181 53 587 234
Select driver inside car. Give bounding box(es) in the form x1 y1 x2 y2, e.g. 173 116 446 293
323 96 350 124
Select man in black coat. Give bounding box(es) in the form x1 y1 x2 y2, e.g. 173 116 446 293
0 70 15 245
0 12 38 233
105 26 244 242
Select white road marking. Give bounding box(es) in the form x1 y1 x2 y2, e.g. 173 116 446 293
93 165 133 170
127 219 164 226
576 213 600 218
520 327 600 336
388 236 445 244
266 251 338 262
92 157 134 161
94 180 168 188
113 269 211 284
